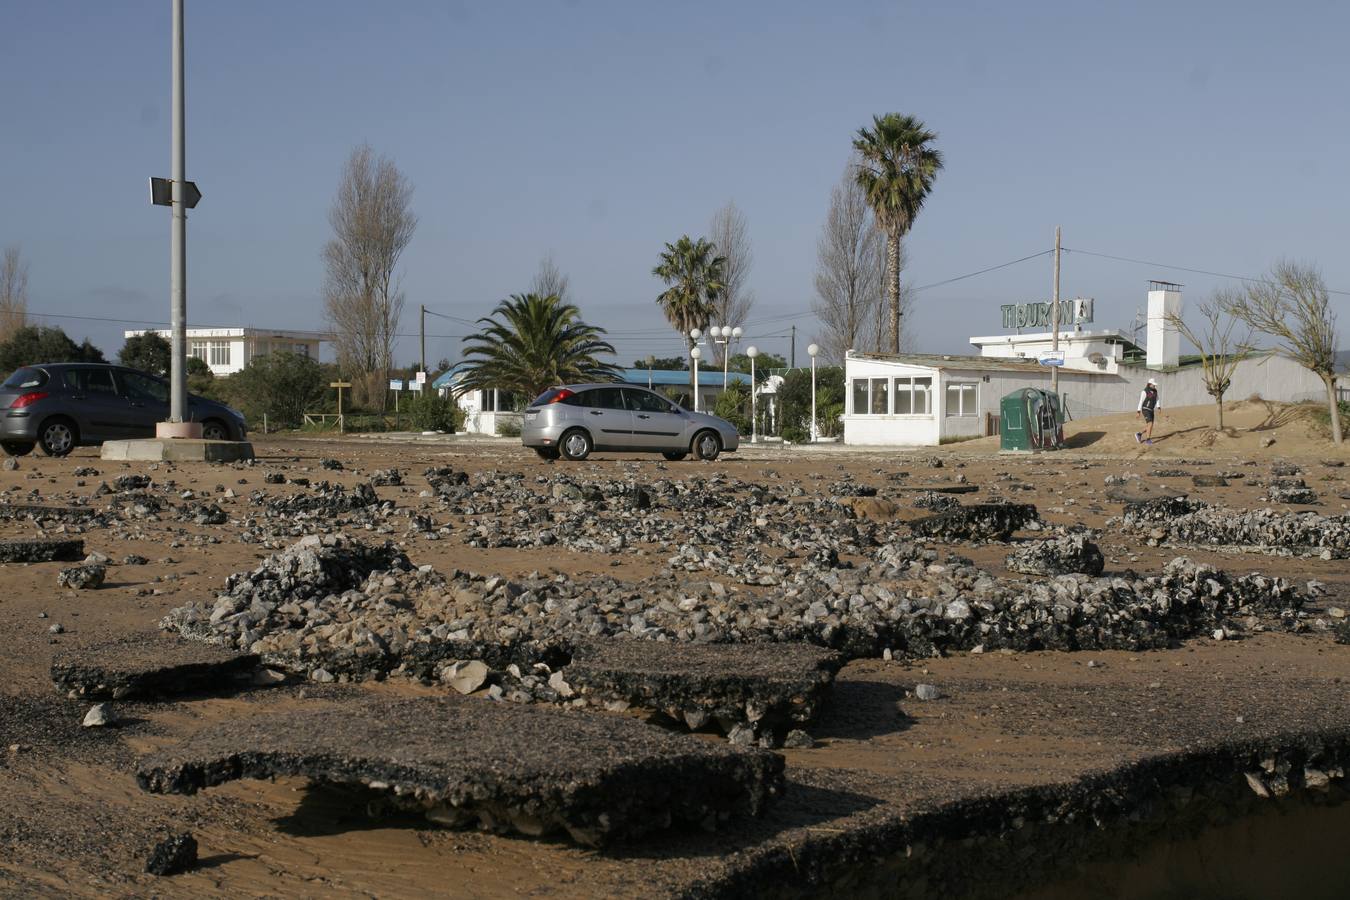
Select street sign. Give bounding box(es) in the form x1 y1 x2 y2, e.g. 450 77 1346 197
149 177 202 209
415 371 427 384
408 380 424 392
329 381 352 389
389 379 404 391
1037 351 1065 367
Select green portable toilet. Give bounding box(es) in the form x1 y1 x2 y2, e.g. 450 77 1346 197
1000 388 1064 452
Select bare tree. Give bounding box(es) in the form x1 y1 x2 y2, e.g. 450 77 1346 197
0 245 29 341
810 167 883 363
1224 260 1341 444
322 145 417 411
708 201 754 364
1165 289 1251 431
529 253 571 303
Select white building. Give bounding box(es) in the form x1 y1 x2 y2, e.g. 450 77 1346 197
843 282 1338 446
123 327 327 377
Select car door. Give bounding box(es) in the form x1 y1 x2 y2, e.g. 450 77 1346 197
623 387 689 451
62 367 133 440
116 370 170 436
575 387 633 450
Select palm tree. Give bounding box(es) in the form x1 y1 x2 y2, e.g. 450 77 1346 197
457 293 621 401
853 114 943 353
653 235 726 395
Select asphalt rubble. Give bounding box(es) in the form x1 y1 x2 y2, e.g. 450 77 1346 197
135 695 784 847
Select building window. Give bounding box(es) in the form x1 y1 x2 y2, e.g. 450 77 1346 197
189 340 208 362
851 379 868 414
293 343 310 357
893 376 933 415
869 377 889 414
945 383 977 417
208 341 231 367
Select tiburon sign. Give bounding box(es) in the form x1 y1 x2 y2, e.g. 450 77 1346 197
1000 298 1094 330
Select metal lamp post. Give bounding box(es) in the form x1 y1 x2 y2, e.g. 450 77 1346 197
688 328 702 412
807 343 820 442
746 345 758 443
690 345 702 412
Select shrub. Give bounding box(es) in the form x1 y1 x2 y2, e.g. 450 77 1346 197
118 332 171 375
776 366 844 438
221 352 326 430
0 325 105 372
406 391 463 432
496 417 522 438
712 383 751 434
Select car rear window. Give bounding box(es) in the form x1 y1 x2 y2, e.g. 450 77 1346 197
2 367 48 390
530 388 582 406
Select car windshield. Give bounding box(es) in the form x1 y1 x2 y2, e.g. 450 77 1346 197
1 367 47 390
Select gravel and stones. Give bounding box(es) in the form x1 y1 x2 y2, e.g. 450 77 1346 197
1112 497 1350 557
51 633 260 700
563 639 843 742
0 539 85 563
136 696 784 847
57 563 106 589
145 833 197 876
162 533 1308 685
1005 533 1105 577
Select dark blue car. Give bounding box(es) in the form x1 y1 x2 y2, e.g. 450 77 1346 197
0 363 247 456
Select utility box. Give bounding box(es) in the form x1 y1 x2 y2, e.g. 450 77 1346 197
1000 388 1064 452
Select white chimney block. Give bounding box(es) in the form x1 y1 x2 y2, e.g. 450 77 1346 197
1146 286 1182 368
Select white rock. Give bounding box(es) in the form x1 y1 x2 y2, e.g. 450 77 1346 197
442 660 489 695
914 684 941 701
82 703 114 728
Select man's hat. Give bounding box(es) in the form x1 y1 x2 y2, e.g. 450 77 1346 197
1147 378 1157 385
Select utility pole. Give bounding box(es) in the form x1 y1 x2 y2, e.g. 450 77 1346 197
419 304 426 375
790 324 796 368
1051 225 1061 395
168 0 187 425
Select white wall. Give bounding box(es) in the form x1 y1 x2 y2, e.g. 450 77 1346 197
843 352 1331 446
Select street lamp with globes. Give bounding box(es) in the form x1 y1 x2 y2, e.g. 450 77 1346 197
807 343 820 442
711 325 743 389
746 345 759 443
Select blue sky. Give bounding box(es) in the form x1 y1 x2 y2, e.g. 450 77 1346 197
3 0 1347 367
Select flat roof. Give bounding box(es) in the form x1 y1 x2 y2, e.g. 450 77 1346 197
124 327 327 341
848 351 1053 373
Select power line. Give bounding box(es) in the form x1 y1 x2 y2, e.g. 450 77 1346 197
911 250 1054 293
1063 247 1350 297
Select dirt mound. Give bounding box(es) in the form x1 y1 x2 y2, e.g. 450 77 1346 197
956 400 1349 459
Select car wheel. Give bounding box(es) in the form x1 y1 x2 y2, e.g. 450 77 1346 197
1 441 35 457
559 429 592 461
201 419 229 441
693 429 721 461
534 447 561 461
661 451 688 462
38 417 78 457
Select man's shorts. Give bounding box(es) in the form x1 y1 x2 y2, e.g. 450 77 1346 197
1141 409 1155 423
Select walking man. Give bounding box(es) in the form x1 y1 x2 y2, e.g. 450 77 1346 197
1136 378 1160 445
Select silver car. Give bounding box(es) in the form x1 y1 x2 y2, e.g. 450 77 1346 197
522 384 740 461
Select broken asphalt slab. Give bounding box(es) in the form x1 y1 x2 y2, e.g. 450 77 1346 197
136 695 784 847
51 633 261 700
0 538 85 563
563 639 844 738
907 503 1039 542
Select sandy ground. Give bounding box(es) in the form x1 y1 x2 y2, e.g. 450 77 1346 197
1 401 1349 898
